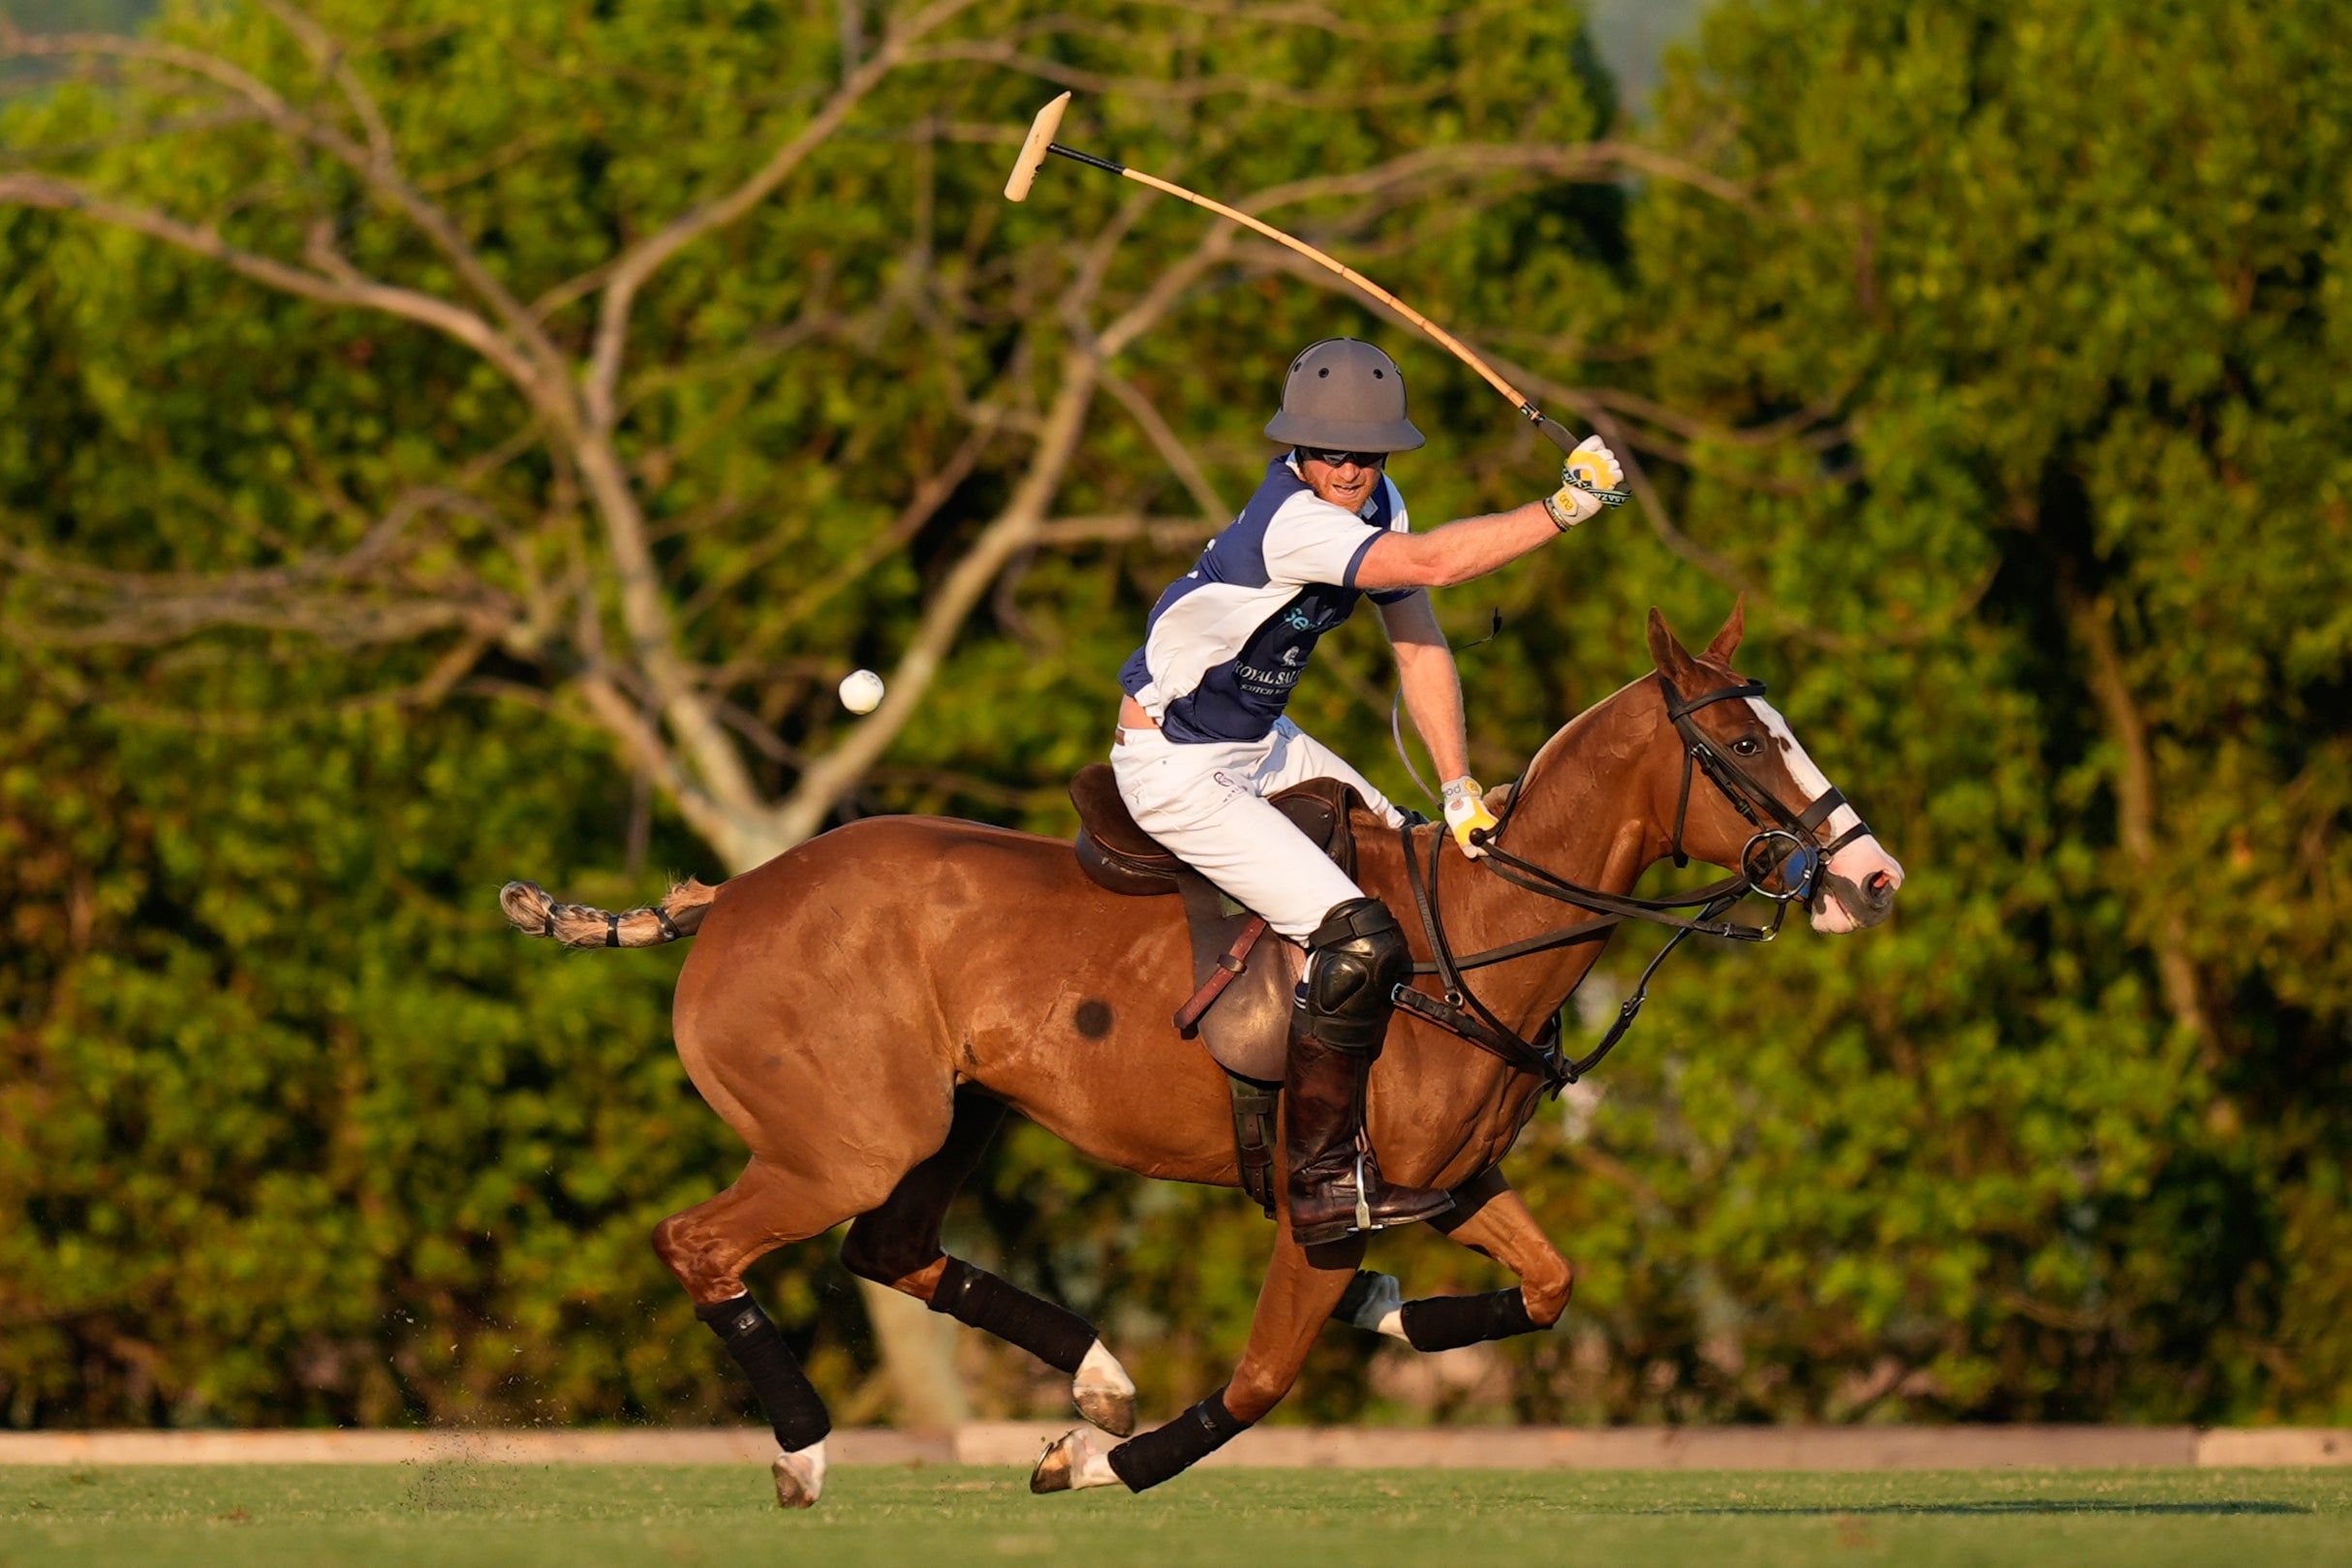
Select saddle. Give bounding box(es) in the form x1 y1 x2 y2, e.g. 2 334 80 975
1068 761 1364 1216
1070 762 1358 894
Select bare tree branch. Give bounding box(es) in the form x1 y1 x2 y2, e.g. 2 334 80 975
572 670 743 855
578 0 986 436
767 349 1099 847
4 589 508 648
700 412 1003 673
0 170 544 390
1099 368 1229 521
1037 513 1216 549
2 29 567 381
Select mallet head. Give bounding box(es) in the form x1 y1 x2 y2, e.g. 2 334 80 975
1003 91 1071 202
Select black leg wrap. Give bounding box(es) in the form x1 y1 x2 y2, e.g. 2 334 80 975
1398 1287 1542 1353
1107 1387 1251 1492
927 1257 1097 1375
697 1294 831 1452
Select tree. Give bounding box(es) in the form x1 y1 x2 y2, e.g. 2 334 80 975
1494 0 2352 1421
1 0 1694 1423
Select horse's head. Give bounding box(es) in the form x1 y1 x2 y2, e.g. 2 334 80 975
1645 603 1905 934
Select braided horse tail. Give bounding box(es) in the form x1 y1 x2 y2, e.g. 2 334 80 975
499 876 721 949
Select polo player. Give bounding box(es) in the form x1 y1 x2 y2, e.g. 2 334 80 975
1114 337 1622 1245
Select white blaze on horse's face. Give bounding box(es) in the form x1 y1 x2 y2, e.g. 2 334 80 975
1748 698 1906 935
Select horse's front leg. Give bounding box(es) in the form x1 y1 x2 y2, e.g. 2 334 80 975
1334 1167 1573 1350
1033 1227 1367 1493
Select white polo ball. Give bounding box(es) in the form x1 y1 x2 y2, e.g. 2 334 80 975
838 668 885 714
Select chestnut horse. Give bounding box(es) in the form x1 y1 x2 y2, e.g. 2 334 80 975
502 605 1903 1504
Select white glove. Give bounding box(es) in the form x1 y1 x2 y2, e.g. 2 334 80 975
1544 435 1625 529
1441 777 1499 858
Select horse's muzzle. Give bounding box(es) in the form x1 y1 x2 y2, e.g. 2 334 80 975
1814 866 1899 930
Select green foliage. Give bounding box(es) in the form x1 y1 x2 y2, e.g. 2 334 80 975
1541 0 2352 1422
0 643 779 1426
2 0 2347 1431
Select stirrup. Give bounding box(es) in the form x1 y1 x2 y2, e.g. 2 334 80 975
1353 1153 1374 1233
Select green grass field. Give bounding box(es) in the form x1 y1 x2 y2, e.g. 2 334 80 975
2 1463 2345 1568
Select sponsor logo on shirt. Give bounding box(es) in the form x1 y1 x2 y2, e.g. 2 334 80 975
1236 662 1303 692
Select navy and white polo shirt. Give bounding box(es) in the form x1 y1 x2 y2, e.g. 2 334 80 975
1119 456 1414 745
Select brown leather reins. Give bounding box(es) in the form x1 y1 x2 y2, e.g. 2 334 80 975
1391 677 1872 1092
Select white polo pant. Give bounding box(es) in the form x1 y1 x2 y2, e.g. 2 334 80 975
1110 716 1405 942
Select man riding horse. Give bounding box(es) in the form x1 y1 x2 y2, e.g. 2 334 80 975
501 335 1910 1509
1112 337 1624 1246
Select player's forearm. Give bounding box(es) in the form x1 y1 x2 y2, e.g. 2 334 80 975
1353 502 1558 591
1396 641 1471 782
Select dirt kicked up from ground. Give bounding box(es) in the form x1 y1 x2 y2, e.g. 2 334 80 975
1 1463 2345 1568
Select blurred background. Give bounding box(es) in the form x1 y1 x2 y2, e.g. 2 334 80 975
1 0 2345 1435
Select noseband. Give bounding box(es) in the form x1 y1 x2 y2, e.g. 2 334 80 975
1391 673 1873 1092
1658 674 1875 910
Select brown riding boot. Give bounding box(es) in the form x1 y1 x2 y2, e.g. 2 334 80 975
1284 898 1454 1246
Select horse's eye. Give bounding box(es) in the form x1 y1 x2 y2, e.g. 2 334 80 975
1732 736 1763 757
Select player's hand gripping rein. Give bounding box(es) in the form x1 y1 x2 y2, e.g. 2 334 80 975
1442 776 1500 858
1542 435 1627 529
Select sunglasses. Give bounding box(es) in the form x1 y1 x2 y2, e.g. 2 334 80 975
1295 447 1387 470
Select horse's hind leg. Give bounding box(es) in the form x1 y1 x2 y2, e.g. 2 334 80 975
653 1159 850 1510
1333 1168 1573 1351
839 1090 1138 1435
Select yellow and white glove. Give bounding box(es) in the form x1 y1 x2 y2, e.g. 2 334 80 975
1441 777 1500 858
1542 435 1625 530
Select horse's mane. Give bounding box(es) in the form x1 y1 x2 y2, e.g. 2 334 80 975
1490 667 1663 816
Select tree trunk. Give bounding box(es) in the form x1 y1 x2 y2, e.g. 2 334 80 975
2067 590 2215 1057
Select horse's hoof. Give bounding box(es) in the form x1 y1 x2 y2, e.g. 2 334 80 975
1031 1427 1118 1494
1075 1384 1136 1437
1072 1339 1138 1436
773 1445 825 1509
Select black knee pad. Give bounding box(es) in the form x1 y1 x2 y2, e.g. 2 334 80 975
1297 897 1409 1050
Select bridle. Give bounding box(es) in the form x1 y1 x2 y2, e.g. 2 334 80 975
1390 673 1873 1093
1656 673 1876 896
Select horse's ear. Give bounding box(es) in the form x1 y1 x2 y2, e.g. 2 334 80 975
1647 606 1699 684
1701 596 1747 666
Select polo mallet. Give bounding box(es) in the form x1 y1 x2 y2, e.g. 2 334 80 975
1004 92 1629 507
